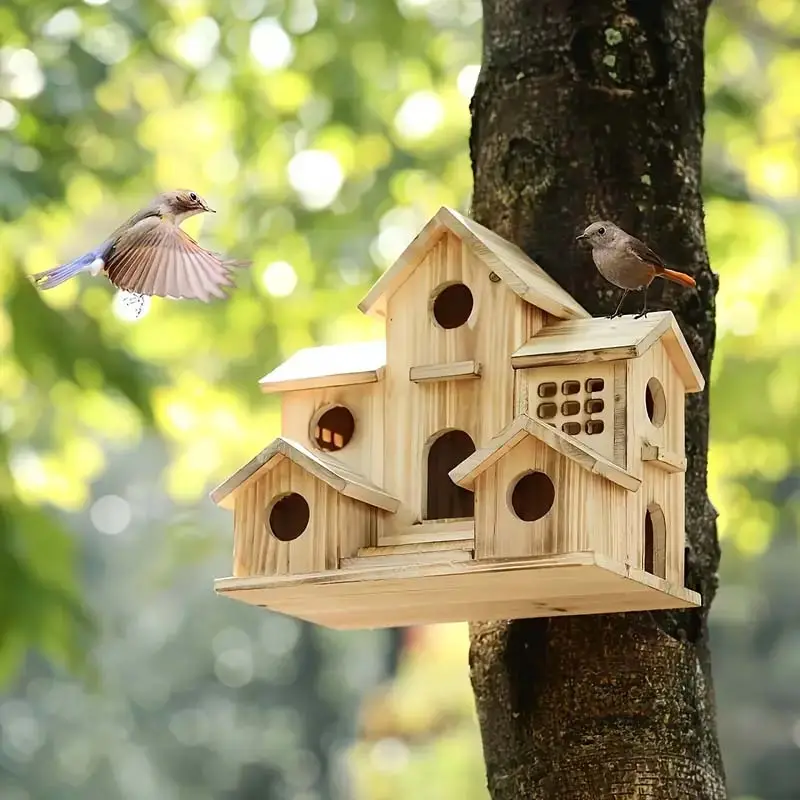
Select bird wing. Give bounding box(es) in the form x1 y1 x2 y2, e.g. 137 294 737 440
626 234 667 271
104 217 248 302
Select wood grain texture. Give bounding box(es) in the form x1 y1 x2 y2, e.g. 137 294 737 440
449 412 641 492
510 310 704 392
231 457 382 578
472 434 629 561
382 231 546 534
641 441 687 473
210 436 398 512
279 381 385 487
258 339 386 393
466 1 723 794
358 206 590 320
409 360 482 383
215 552 700 629
515 362 616 463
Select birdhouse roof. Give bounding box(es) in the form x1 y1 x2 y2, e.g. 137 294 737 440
259 340 386 394
510 310 704 393
358 206 590 321
449 413 641 492
210 436 399 512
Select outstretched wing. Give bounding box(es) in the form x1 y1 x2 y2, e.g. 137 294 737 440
104 217 248 301
626 234 667 272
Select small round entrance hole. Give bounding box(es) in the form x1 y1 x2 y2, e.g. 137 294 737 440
645 377 666 427
312 405 355 452
432 283 473 329
268 493 310 542
509 471 555 522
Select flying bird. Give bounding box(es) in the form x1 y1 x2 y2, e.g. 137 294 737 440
576 220 696 318
30 190 249 302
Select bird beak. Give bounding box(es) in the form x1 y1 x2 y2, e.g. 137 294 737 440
575 233 586 241
204 205 216 213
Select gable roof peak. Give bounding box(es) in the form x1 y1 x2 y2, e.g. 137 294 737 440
358 206 590 321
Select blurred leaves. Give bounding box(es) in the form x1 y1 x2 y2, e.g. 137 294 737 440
7 270 157 422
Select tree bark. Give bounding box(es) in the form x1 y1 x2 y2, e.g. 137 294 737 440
467 1 725 797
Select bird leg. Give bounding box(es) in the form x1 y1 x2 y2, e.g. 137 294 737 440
608 290 629 318
634 286 649 319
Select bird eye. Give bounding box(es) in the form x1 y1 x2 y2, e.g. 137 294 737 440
189 192 197 202
598 226 606 235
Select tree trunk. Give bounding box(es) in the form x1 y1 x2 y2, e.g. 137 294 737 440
467 1 726 797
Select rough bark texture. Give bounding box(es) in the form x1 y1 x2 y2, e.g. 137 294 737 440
467 1 725 797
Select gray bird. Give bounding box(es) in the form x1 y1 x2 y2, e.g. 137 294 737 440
576 221 696 318
31 189 249 302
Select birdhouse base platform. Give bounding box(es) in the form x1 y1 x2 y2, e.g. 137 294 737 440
214 551 701 629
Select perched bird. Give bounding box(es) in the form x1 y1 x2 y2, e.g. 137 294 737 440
576 221 696 318
30 190 248 302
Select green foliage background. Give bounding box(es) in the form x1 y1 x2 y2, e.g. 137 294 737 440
1 0 798 797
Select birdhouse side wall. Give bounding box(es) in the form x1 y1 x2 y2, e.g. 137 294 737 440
624 342 688 586
625 464 685 586
232 459 378 578
474 436 628 562
383 230 545 532
626 341 685 461
280 381 385 487
515 362 620 465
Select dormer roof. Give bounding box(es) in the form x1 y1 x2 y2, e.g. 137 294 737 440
358 206 590 321
510 310 704 393
211 436 399 512
259 340 386 394
449 413 641 493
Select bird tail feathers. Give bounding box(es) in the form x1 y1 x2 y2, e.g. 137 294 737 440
660 268 696 288
30 252 97 290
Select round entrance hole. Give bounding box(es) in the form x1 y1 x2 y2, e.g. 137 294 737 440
312 405 355 452
267 492 310 542
509 471 555 522
645 377 666 427
432 282 473 329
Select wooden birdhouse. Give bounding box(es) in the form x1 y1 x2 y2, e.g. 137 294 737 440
211 207 704 628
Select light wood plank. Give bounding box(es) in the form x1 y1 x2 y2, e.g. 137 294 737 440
214 552 701 630
354 539 474 557
510 312 672 368
358 206 589 321
662 314 705 393
211 436 399 512
510 310 703 393
380 519 475 546
613 360 627 468
259 340 386 393
409 360 482 383
641 441 687 473
380 232 545 534
449 413 641 492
